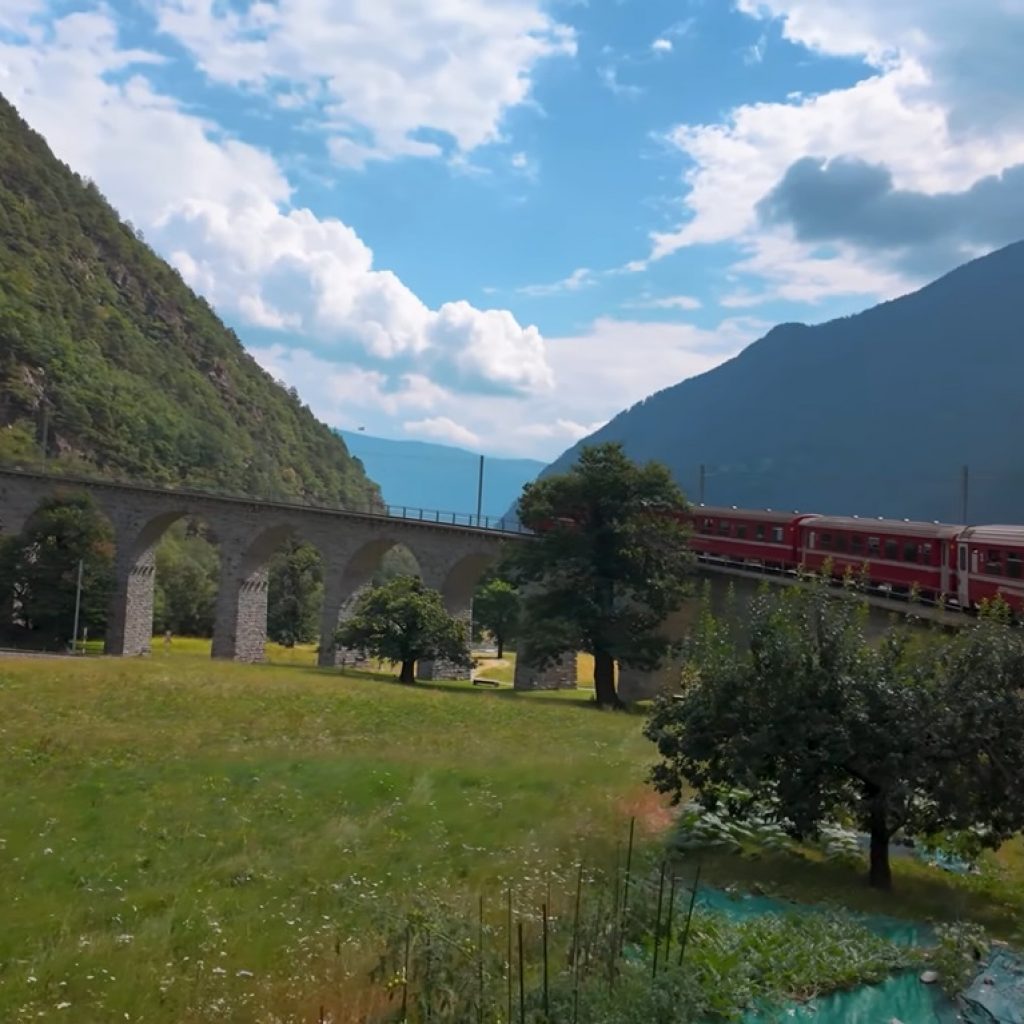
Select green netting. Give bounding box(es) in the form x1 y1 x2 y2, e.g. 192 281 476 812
743 973 956 1023
694 886 1024 1024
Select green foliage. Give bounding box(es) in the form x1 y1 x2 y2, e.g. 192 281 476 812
931 921 990 995
472 575 520 657
152 520 219 637
0 491 114 645
646 580 1024 890
507 442 692 707
0 94 379 506
266 539 323 646
367 863 920 1024
335 575 471 683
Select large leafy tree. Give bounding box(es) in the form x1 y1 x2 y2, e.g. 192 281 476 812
473 576 520 658
645 583 1024 890
267 540 323 647
153 520 219 637
507 443 692 708
335 575 471 684
0 492 115 646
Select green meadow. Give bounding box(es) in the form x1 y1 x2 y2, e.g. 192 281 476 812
2 649 1023 1023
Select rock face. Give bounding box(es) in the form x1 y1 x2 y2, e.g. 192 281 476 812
542 240 1024 524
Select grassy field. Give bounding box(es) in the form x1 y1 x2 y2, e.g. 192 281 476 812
2 651 1023 1023
0 653 651 1023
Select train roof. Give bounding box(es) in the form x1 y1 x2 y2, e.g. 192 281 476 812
959 525 1024 546
692 505 814 525
805 515 962 539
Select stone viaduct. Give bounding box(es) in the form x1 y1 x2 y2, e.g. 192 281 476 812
0 467 563 682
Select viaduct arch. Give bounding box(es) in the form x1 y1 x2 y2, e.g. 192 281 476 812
0 468 516 678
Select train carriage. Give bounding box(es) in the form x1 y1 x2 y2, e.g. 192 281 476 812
688 506 813 571
956 525 1024 614
798 516 961 602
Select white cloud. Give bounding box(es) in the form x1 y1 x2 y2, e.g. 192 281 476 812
251 316 768 458
599 65 643 99
0 0 45 33
518 267 594 296
653 1 1024 301
155 0 575 166
651 38 673 54
628 294 703 311
404 417 482 449
0 6 553 398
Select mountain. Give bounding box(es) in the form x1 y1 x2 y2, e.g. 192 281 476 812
338 431 544 520
0 93 378 508
543 242 1024 524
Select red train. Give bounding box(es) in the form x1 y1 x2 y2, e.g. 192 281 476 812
690 506 1024 615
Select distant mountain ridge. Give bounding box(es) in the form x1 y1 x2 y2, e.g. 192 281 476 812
338 431 544 519
0 93 378 507
542 241 1024 524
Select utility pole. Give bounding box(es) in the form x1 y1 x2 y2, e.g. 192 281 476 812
476 454 485 525
960 464 969 524
71 558 84 655
698 464 706 505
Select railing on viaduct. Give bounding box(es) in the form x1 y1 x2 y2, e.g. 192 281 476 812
0 464 531 536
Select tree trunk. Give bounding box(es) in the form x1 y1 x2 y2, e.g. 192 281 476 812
496 636 504 659
399 659 416 684
868 797 892 890
593 650 622 709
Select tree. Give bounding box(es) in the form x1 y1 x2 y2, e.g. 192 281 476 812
0 492 115 646
153 519 218 637
506 443 692 708
645 582 1024 890
335 575 471 684
267 540 323 647
473 576 520 658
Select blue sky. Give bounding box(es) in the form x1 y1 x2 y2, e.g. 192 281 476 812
3 1 1024 458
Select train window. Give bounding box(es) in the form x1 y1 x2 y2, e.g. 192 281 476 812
920 543 932 562
885 539 899 560
772 526 784 543
820 533 833 550
850 534 864 553
1009 554 1022 579
718 520 731 536
986 550 1003 575
868 537 880 556
834 534 848 553
736 524 748 539
959 546 967 571
755 524 765 541
903 542 918 563
700 518 714 534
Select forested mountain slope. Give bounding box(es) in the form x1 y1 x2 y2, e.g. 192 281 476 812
0 93 378 507
542 241 1024 524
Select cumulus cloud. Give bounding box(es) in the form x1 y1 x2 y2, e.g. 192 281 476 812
252 316 769 458
651 38 673 54
653 0 1024 303
403 417 482 449
0 5 553 399
154 0 576 166
758 156 1024 272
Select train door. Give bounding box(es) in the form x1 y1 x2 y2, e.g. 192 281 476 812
957 543 970 608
